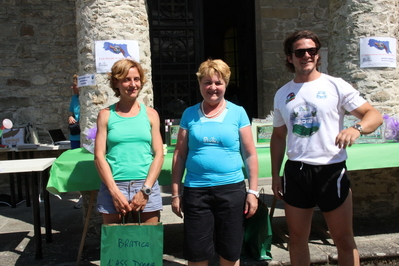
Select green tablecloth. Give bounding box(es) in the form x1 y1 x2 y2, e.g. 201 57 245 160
256 142 399 175
47 147 173 194
47 143 399 194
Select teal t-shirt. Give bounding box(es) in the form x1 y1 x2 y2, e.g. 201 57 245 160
180 101 250 187
106 103 153 181
69 94 80 141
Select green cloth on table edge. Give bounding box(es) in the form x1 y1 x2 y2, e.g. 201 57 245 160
46 147 174 194
346 142 399 170
47 143 399 194
47 148 100 195
256 142 399 177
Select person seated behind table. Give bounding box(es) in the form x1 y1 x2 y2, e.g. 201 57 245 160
94 59 164 224
68 74 81 149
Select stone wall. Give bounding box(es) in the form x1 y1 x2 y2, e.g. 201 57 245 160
350 167 399 218
0 0 79 142
1 0 398 136
329 0 399 116
256 0 330 117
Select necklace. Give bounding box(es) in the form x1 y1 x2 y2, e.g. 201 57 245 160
201 100 225 118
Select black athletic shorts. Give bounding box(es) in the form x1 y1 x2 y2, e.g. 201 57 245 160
282 160 351 212
182 181 246 262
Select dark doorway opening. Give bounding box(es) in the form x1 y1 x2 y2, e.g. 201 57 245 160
148 0 257 141
202 0 258 119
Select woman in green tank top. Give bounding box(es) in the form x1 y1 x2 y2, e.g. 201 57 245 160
94 59 164 224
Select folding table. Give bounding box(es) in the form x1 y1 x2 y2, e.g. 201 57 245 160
0 157 56 259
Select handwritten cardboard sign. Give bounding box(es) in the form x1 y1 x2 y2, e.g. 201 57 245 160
100 223 164 266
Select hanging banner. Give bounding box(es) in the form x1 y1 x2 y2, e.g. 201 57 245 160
360 37 396 68
95 40 140 73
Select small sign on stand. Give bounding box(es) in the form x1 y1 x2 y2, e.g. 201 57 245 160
165 119 180 146
252 118 273 148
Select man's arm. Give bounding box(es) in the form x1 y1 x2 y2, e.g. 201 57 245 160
270 125 287 200
336 102 383 149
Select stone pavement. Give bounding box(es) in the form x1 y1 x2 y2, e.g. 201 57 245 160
1 178 399 266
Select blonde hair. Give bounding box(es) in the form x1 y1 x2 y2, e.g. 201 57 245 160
72 74 78 85
196 59 231 86
108 59 147 97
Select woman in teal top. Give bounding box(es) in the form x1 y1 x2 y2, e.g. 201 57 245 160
171 59 259 266
94 59 164 224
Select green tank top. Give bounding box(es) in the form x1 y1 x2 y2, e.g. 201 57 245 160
106 103 153 181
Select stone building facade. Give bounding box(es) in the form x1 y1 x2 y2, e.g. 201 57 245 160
0 0 398 219
0 0 79 141
1 0 398 142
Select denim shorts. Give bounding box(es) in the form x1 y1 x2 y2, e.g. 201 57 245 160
97 179 163 214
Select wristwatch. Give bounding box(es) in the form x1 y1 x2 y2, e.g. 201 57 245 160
141 185 152 196
247 189 260 198
352 124 363 134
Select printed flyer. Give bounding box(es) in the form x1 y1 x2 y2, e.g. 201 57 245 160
95 40 140 73
360 37 396 68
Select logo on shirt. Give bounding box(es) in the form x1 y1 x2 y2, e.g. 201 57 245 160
285 92 296 104
290 102 320 137
316 91 327 99
203 137 219 144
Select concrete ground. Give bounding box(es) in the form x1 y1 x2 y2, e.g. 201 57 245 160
1 179 399 266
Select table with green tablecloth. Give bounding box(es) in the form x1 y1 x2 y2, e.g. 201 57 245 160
47 143 399 264
47 143 399 195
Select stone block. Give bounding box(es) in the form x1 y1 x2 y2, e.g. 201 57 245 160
261 7 299 19
20 24 34 37
0 69 15 77
371 91 391 102
351 168 399 219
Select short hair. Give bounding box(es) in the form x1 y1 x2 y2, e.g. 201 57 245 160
196 59 231 86
72 74 78 85
283 30 322 73
108 59 147 97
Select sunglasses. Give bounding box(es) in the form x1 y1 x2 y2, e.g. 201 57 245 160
293 48 318 58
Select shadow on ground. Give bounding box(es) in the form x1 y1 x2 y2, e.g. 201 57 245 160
1 191 399 266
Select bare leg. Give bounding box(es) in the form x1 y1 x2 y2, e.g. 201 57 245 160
103 211 160 224
102 213 121 224
323 190 360 266
132 211 160 223
220 256 239 266
285 203 314 266
188 261 208 266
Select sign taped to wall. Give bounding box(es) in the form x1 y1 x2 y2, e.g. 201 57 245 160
360 37 396 68
95 40 140 73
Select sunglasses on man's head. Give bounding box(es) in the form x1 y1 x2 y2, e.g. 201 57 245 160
293 48 318 58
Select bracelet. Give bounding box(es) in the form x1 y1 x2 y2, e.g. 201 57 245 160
171 195 181 199
247 189 260 198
